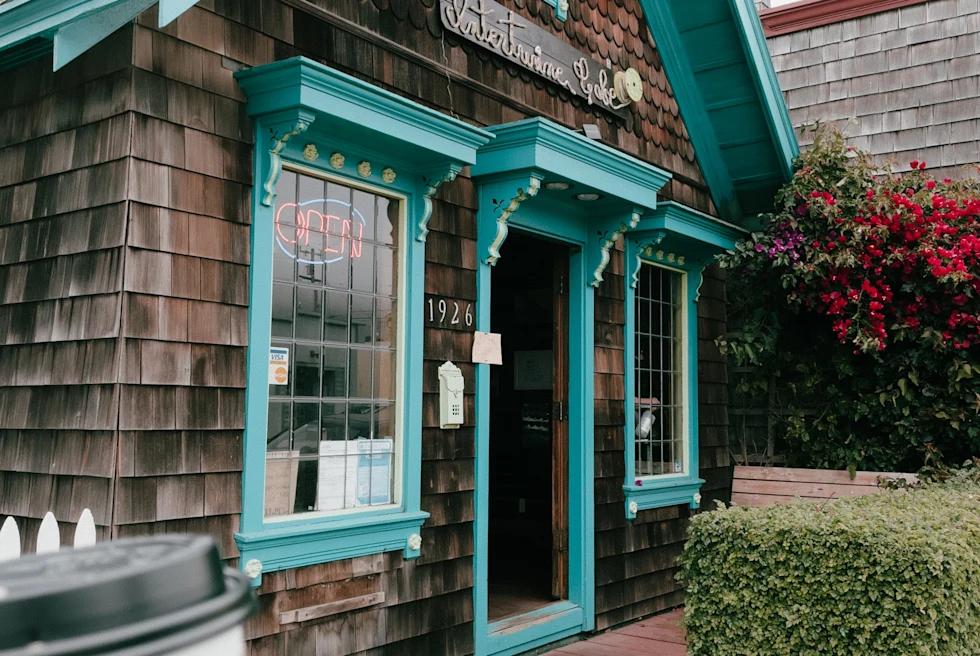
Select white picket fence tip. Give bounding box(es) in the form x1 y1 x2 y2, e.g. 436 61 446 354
0 509 96 562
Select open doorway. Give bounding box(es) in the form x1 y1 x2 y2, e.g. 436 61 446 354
487 230 569 623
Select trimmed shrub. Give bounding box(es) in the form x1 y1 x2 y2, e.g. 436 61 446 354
681 481 980 655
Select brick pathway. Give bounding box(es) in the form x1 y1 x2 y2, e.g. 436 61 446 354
542 609 687 656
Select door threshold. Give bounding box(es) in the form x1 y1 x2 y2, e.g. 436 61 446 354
489 600 579 636
485 601 584 656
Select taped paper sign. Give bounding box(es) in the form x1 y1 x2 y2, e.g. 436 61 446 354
269 347 289 385
472 331 503 365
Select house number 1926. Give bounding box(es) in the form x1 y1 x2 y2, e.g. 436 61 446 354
426 296 474 329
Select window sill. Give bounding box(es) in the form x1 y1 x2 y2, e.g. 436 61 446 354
235 509 429 587
624 477 704 519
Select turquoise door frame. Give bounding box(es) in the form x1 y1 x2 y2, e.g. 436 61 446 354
474 206 593 656
470 119 672 656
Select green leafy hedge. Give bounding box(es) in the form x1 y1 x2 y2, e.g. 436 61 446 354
681 480 980 655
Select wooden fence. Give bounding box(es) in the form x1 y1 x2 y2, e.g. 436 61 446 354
0 509 96 561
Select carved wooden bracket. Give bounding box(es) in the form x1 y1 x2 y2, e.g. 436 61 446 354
417 164 463 242
630 231 667 289
589 210 642 288
260 111 316 207
482 176 543 266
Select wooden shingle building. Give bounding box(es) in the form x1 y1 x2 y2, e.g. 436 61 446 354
0 0 796 653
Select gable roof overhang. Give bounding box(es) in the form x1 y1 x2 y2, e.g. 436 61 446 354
0 0 199 71
640 0 799 225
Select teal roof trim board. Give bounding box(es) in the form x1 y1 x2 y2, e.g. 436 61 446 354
0 0 200 70
640 0 798 224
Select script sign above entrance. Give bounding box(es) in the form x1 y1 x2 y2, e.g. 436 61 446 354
441 0 643 118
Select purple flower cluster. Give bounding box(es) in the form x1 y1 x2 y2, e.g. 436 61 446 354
754 227 806 261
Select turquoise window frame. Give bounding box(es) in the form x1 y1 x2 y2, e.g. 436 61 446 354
470 118 671 656
232 57 492 586
623 201 746 519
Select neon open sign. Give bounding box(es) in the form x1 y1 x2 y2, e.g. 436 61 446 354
275 199 366 265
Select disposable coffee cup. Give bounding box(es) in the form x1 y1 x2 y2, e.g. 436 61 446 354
0 535 255 656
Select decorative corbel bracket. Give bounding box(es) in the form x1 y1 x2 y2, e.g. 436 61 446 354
692 257 716 303
589 208 644 288
479 174 543 266
260 110 317 207
417 163 464 242
630 231 668 289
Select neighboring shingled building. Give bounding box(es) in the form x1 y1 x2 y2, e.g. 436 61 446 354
761 0 980 179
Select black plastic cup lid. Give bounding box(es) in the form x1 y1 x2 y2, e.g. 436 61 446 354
0 535 255 656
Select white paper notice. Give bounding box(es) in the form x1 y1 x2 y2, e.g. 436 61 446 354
472 331 503 365
316 439 394 510
316 441 357 512
269 347 289 385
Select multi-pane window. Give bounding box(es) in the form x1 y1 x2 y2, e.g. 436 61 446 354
634 263 685 478
265 169 401 518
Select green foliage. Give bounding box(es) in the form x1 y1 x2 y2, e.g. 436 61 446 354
681 483 980 655
720 125 980 471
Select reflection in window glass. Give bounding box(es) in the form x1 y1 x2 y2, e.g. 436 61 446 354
634 263 685 478
265 170 401 519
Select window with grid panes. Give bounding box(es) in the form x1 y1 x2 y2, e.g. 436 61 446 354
634 262 686 478
265 168 402 518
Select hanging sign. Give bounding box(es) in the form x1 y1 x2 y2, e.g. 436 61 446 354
440 0 644 118
269 347 289 385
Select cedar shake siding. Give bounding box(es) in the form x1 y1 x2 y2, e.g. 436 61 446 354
0 0 734 653
0 28 136 552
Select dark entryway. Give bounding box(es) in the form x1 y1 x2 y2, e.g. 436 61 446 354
487 231 569 622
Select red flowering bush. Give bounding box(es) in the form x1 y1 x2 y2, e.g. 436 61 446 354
720 127 980 471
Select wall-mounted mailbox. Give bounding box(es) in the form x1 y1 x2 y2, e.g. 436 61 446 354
438 361 464 429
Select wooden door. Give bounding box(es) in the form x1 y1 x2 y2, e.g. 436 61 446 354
551 250 570 600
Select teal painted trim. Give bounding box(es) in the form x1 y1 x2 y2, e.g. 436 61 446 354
236 511 429 584
487 603 585 656
157 0 198 26
54 0 153 70
727 0 800 178
636 200 747 254
237 130 432 581
473 192 596 654
235 58 493 168
538 0 568 22
235 60 494 583
0 0 200 70
639 1 741 223
473 119 670 211
624 479 705 518
623 201 740 520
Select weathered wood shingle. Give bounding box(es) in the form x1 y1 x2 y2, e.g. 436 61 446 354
767 0 980 178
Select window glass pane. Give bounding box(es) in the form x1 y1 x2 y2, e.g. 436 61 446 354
321 346 348 398
265 170 402 519
271 284 293 338
351 295 373 345
295 287 321 342
351 242 375 293
376 297 396 347
634 263 685 479
323 291 349 343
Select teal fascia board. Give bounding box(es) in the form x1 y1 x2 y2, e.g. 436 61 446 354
472 118 671 210
636 200 747 256
0 0 201 70
638 0 798 223
728 0 799 179
235 57 493 169
471 118 670 287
